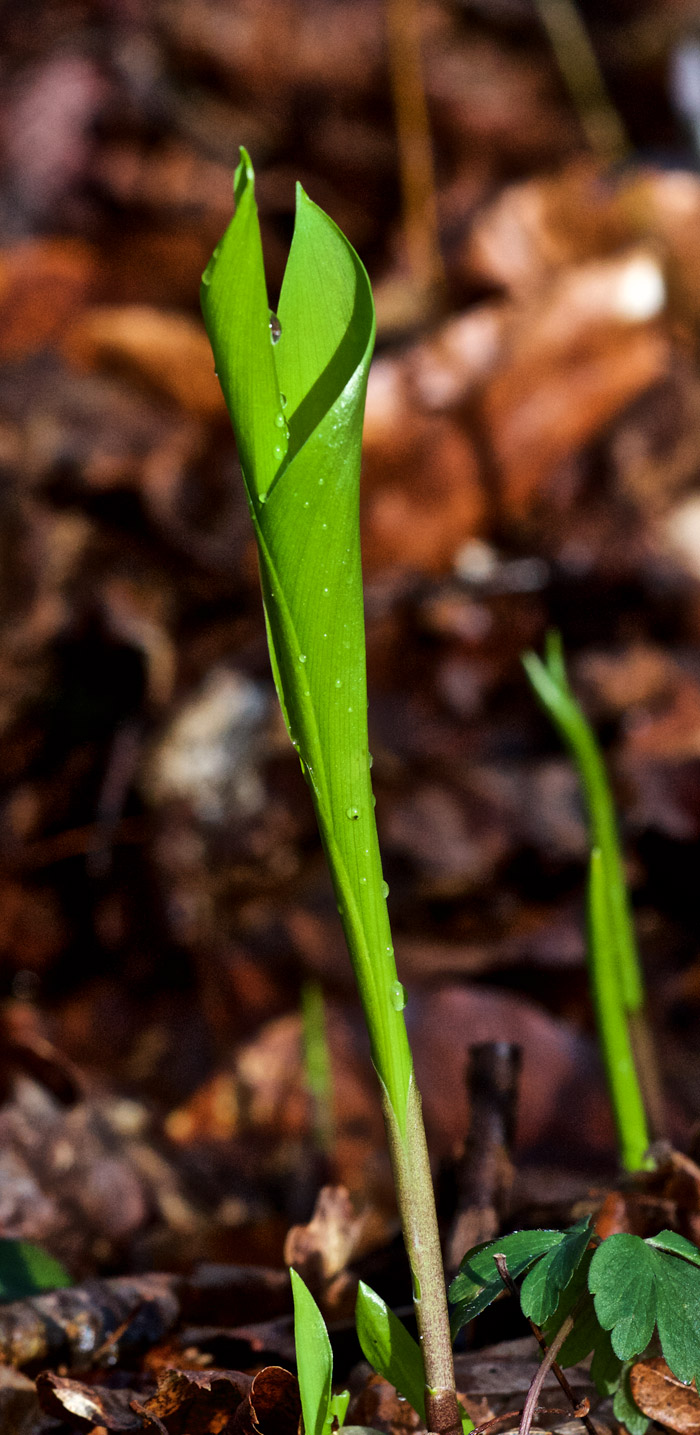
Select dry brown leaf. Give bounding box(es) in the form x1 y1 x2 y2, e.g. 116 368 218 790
64 305 226 417
233 1365 301 1435
37 1371 142 1432
0 238 95 359
630 1359 700 1434
481 251 669 513
137 1366 251 1434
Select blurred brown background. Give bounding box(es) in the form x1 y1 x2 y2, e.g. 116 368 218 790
1 0 700 1279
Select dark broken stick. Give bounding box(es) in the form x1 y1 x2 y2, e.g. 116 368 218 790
493 1255 597 1435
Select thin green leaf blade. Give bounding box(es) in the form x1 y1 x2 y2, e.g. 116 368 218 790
291 1269 333 1435
520 1217 592 1325
355 1280 426 1424
201 148 286 502
449 1230 564 1335
589 1235 657 1361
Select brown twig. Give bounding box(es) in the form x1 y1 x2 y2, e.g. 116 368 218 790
385 0 445 311
518 1315 574 1435
493 1255 598 1435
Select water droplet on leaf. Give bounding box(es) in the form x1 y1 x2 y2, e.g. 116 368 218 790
390 981 406 1011
274 412 286 428
299 654 307 663
269 310 282 343
334 677 341 688
280 392 287 408
346 806 359 820
381 880 389 899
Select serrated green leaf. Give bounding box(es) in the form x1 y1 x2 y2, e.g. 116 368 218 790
291 1269 333 1435
355 1281 426 1424
201 151 413 1128
520 1217 592 1325
613 1368 650 1435
0 1240 70 1302
591 1233 700 1382
449 1230 564 1336
589 1235 657 1361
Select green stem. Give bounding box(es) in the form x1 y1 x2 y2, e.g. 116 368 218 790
588 849 652 1171
384 1080 462 1435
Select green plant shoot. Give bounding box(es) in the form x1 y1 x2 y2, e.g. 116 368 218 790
522 631 655 1169
291 1269 349 1435
202 150 460 1434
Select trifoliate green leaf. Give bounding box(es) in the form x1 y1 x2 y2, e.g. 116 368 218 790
590 1232 700 1385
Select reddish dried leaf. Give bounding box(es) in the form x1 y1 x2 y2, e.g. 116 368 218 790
234 1365 301 1435
138 1366 251 1434
630 1359 700 1434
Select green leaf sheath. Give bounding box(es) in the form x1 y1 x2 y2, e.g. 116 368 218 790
588 849 651 1171
522 634 643 1014
291 1269 333 1435
201 150 411 1127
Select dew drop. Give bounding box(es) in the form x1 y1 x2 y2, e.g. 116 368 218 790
269 310 282 343
298 653 307 663
381 880 390 899
319 477 324 485
323 587 330 595
258 490 268 506
321 523 328 530
386 944 394 957
346 806 359 820
390 981 406 1012
368 752 373 768
273 444 284 460
303 500 309 508
360 876 367 884
274 412 286 428
280 392 287 408
372 795 377 807
334 677 342 688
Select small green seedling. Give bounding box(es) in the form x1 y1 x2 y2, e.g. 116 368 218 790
202 150 459 1433
522 632 655 1171
356 1282 474 1435
451 1221 700 1435
291 1270 349 1435
356 1280 427 1424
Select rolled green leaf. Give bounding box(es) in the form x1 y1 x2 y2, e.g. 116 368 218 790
201 148 411 1126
